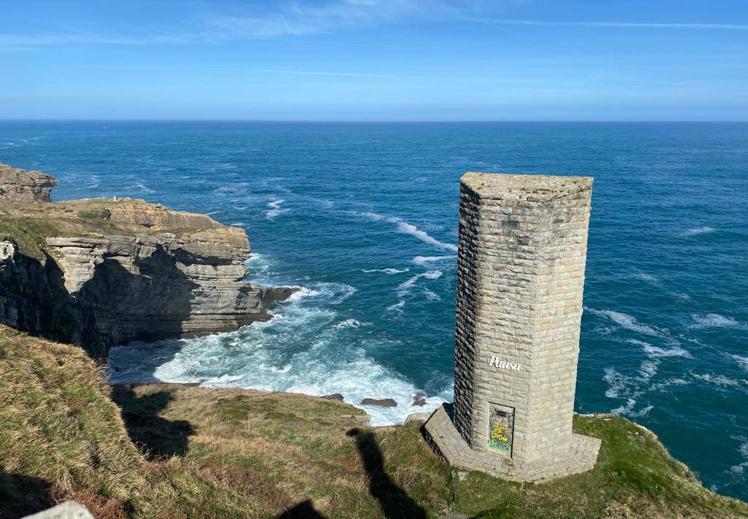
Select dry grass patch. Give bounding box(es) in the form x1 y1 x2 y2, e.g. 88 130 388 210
1 326 746 518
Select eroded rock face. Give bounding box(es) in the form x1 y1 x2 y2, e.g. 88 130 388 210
0 164 294 357
0 163 57 202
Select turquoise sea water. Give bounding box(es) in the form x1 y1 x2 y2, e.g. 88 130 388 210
0 122 746 499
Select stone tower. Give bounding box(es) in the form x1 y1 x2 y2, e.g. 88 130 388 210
424 172 600 481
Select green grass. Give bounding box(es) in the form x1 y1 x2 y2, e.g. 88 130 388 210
0 218 61 260
77 208 112 221
0 325 746 519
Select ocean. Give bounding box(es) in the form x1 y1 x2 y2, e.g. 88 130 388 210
0 121 746 500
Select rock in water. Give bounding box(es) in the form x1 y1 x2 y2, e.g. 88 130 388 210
0 163 57 203
0 162 295 357
360 398 398 408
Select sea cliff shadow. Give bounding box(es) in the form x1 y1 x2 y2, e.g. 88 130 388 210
0 244 200 362
0 466 54 519
77 246 199 358
346 428 428 519
111 385 194 459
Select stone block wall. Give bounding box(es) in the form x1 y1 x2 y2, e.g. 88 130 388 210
453 172 593 466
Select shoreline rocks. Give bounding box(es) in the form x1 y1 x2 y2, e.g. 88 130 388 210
360 398 398 408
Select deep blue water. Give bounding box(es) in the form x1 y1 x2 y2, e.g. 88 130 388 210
1 121 746 500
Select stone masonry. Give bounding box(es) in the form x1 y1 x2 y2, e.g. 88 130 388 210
424 172 600 481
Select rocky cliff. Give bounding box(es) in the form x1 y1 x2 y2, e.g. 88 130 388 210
0 162 57 202
0 162 293 357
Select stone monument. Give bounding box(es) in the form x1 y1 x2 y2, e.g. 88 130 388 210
424 172 601 481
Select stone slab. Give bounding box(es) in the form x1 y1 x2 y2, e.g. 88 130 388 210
23 501 94 519
424 405 600 482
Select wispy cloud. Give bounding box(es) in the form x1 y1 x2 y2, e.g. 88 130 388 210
0 32 189 47
203 0 470 38
0 1 495 46
474 19 748 31
2 1 747 49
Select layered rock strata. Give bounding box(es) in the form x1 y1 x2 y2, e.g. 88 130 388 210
0 162 293 357
0 162 57 202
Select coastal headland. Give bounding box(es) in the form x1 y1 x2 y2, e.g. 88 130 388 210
0 162 294 358
0 162 746 518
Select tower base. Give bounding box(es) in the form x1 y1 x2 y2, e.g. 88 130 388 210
423 405 601 482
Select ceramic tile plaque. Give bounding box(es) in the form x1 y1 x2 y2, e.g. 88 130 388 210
487 403 515 457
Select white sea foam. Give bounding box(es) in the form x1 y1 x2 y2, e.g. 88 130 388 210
397 270 443 297
733 443 748 480
246 254 275 283
611 398 652 417
603 368 626 399
109 280 447 426
396 222 457 252
729 354 748 372
362 268 410 275
690 313 741 329
638 360 660 381
680 226 716 237
335 319 368 329
386 300 406 314
283 283 357 305
360 211 457 252
286 286 320 303
692 373 746 388
586 308 664 337
136 183 155 194
423 289 441 301
627 339 692 359
265 199 289 220
634 272 659 284
411 255 456 266
213 183 250 196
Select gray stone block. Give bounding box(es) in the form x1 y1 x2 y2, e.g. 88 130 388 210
23 501 94 519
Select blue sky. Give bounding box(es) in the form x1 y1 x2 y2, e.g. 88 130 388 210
1 0 747 120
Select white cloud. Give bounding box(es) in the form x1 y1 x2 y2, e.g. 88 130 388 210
474 19 748 31
204 0 467 38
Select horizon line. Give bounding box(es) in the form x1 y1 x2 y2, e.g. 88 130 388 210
1 118 747 124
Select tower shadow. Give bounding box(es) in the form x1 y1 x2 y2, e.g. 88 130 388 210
0 465 54 519
111 385 194 459
346 428 427 519
275 500 328 518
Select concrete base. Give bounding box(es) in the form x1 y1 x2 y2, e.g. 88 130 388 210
423 405 601 482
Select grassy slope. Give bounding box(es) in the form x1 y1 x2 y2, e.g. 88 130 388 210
0 325 746 519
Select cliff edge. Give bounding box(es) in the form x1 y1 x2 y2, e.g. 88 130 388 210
1 325 746 519
0 162 294 357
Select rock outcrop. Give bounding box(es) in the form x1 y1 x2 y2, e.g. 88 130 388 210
0 162 294 357
0 162 57 202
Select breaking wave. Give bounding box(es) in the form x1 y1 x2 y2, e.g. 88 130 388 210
586 308 665 337
411 255 456 266
680 226 716 237
108 261 447 426
265 198 289 220
362 268 410 275
397 270 443 297
359 211 457 252
690 314 742 329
